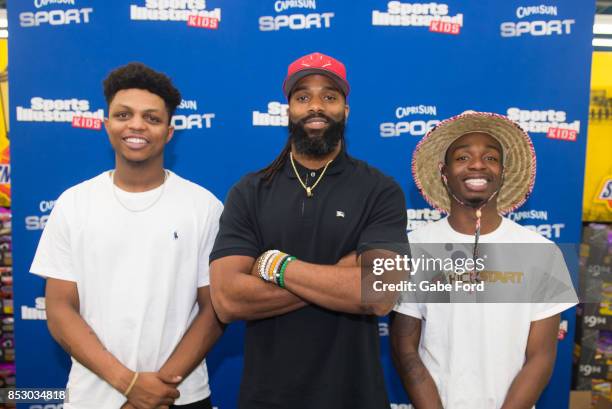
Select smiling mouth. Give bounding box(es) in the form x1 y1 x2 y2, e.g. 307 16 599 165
464 178 489 192
304 118 329 130
122 136 149 149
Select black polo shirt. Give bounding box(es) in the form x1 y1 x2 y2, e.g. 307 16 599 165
211 151 408 409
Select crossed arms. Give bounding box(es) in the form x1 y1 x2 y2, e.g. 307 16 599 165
209 249 405 323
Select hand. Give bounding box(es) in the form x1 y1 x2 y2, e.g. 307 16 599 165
120 402 137 409
336 251 359 268
121 402 169 409
126 372 181 409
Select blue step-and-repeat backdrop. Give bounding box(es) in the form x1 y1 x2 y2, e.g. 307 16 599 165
7 1 594 408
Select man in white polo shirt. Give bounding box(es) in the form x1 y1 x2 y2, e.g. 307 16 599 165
30 62 224 409
390 111 577 409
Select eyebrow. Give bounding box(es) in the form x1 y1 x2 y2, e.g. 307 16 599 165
113 104 162 113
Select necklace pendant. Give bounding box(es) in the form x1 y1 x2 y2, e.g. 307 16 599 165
306 187 313 197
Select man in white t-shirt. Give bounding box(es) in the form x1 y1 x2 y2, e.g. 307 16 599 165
30 63 224 409
390 112 577 409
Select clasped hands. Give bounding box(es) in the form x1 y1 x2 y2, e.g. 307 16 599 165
120 371 182 409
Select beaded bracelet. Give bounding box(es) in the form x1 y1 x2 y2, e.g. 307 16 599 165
264 251 281 280
257 250 297 287
278 256 296 288
259 250 279 280
274 254 291 285
267 252 286 282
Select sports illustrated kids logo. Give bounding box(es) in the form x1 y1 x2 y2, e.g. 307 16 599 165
130 0 221 29
16 97 104 130
506 107 580 142
253 101 289 127
372 2 463 34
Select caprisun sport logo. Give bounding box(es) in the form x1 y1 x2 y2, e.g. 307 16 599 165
25 200 56 231
508 208 565 239
253 101 289 127
380 104 440 137
372 2 463 34
406 208 442 231
594 176 612 210
171 98 215 130
19 0 93 27
16 97 104 129
130 0 221 28
507 209 549 223
506 107 580 142
501 4 574 37
259 0 334 31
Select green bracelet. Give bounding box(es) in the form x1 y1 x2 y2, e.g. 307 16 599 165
279 256 296 288
274 255 290 286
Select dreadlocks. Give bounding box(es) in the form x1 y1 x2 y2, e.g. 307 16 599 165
258 138 292 182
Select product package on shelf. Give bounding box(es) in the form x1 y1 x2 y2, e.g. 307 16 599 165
0 209 13 398
0 212 11 268
574 223 612 407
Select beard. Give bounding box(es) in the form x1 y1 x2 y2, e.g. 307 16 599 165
288 113 345 157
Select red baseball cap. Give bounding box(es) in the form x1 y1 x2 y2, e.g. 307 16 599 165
282 52 350 98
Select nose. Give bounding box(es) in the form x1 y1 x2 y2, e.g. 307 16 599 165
307 98 324 114
467 156 486 170
128 114 146 131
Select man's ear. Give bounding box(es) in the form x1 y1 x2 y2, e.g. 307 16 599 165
439 162 448 184
166 126 175 144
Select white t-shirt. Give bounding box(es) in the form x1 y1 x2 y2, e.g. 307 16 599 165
394 217 577 409
30 171 223 409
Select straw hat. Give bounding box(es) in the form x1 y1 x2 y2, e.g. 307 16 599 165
412 111 536 214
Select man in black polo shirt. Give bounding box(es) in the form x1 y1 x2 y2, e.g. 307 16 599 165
209 52 407 409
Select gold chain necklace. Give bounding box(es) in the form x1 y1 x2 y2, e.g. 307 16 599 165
289 152 333 198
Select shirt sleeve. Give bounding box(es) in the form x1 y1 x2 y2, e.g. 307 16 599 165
531 244 578 321
198 197 224 287
393 300 423 319
30 192 76 282
357 178 408 255
209 179 261 263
